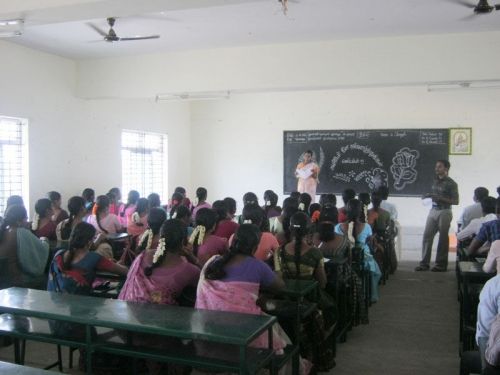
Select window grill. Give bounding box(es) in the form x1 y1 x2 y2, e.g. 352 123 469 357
0 116 28 215
121 130 167 200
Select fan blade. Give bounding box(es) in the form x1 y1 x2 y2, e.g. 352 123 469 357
444 0 476 8
459 13 480 20
87 22 108 37
495 4 500 9
118 35 160 41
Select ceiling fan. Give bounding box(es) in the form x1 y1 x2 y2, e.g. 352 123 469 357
452 0 500 14
87 17 160 42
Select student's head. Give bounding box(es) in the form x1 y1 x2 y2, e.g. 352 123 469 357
135 198 149 215
174 187 186 197
6 195 24 209
192 208 217 251
204 224 261 280
298 193 312 213
319 194 337 207
126 190 140 206
144 219 187 276
242 204 265 230
290 212 310 275
377 186 390 201
346 199 362 222
243 192 258 206
282 197 299 212
95 195 110 214
316 222 335 243
212 200 228 223
147 193 161 208
196 187 208 202
1 205 27 233
223 197 237 217
474 187 489 203
371 190 383 209
109 187 121 201
67 196 86 218
172 205 191 224
35 198 53 219
147 208 167 235
319 204 338 224
69 222 96 251
358 193 370 207
106 191 117 205
435 159 450 175
342 189 356 205
309 203 321 217
171 192 183 207
290 191 301 201
482 197 497 216
263 190 274 203
82 188 95 203
47 191 62 208
282 201 299 241
264 191 279 208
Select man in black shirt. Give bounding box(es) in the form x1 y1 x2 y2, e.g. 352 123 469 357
415 160 459 272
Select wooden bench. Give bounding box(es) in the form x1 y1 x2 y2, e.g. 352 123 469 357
0 287 286 375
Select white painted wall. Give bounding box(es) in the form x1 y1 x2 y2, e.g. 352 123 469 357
190 87 500 250
0 40 191 214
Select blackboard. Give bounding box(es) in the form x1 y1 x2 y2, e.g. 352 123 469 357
283 129 449 197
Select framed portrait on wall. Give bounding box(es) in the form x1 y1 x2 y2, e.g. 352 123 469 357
449 128 472 155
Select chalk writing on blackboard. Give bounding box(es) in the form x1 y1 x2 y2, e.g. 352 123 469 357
390 147 420 190
330 143 385 184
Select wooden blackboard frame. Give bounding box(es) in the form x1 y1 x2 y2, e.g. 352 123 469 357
283 128 449 197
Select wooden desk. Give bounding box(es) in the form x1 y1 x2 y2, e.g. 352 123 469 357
0 360 57 374
0 288 276 375
106 233 130 241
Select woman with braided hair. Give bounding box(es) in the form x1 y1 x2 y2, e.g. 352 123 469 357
135 208 167 254
119 219 200 305
87 195 123 235
335 198 381 303
32 198 57 240
56 196 87 242
189 208 227 266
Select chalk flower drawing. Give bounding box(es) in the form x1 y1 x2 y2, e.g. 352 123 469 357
365 168 388 190
390 147 420 190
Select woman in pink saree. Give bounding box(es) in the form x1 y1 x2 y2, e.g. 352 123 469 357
196 224 311 374
295 150 320 203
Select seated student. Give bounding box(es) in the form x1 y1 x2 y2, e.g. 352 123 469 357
468 198 500 256
189 208 227 266
127 198 149 237
223 197 237 221
274 212 336 371
119 219 199 305
313 221 349 261
32 198 57 240
48 191 69 224
118 190 140 227
484 240 500 274
147 193 162 210
336 199 382 303
57 196 87 242
319 193 337 208
48 222 128 295
235 204 278 261
213 200 239 240
338 189 356 223
377 186 398 221
270 197 299 246
81 188 95 215
298 193 312 214
107 187 123 216
170 205 194 237
477 274 500 370
263 190 282 219
485 315 500 375
0 205 49 289
135 208 167 253
167 192 184 219
236 192 259 224
309 203 321 223
196 224 310 373
87 195 123 235
458 187 489 231
192 187 211 222
173 186 192 210
458 197 497 243
368 191 391 232
290 191 301 201
6 195 24 209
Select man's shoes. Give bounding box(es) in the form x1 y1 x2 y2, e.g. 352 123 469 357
431 266 447 272
414 265 429 271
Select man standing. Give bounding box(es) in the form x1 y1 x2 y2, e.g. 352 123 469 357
415 160 459 272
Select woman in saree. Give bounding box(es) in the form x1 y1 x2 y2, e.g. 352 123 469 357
0 204 49 289
196 224 311 374
189 208 228 267
295 150 319 203
32 198 57 240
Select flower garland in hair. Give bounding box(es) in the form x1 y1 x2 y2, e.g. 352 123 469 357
139 229 154 249
31 213 40 231
243 219 252 224
189 225 206 245
363 205 368 223
298 203 305 211
347 222 356 244
132 212 141 225
152 237 166 264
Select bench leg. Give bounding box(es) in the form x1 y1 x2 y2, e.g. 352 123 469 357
13 339 21 364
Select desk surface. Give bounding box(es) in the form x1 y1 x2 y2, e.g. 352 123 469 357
0 288 275 346
0 360 57 374
106 233 130 241
458 261 494 277
282 279 318 297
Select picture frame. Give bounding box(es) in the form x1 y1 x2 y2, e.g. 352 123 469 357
449 128 472 155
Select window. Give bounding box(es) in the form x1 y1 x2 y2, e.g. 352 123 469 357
0 116 29 214
121 130 168 200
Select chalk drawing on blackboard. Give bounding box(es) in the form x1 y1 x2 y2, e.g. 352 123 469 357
365 168 388 190
390 147 420 191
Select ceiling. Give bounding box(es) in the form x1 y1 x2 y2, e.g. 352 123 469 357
2 0 500 60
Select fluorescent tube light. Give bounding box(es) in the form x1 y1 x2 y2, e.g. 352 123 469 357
427 80 500 92
155 91 230 101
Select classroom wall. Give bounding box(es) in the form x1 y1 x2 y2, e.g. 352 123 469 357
189 87 500 249
0 41 191 214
